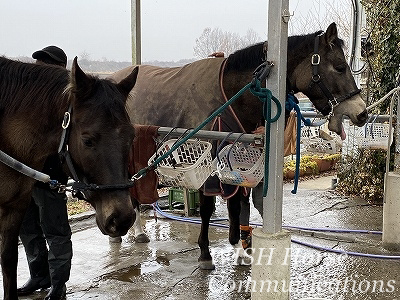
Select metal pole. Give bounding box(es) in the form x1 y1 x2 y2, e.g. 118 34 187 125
131 0 141 65
394 93 400 173
263 0 289 234
157 127 263 145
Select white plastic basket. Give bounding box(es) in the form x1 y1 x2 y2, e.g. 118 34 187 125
214 143 264 188
148 139 213 189
300 126 320 139
301 138 337 154
354 122 392 150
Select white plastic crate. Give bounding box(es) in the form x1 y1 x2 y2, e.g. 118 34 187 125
300 126 320 139
353 122 392 150
214 143 264 188
301 138 337 154
148 139 213 189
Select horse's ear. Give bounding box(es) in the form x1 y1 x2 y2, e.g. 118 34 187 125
70 57 94 98
116 66 139 99
325 22 338 46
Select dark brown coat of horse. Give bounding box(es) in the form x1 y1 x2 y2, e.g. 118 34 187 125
111 23 368 270
0 57 138 299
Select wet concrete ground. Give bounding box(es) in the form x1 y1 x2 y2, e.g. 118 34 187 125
4 175 400 300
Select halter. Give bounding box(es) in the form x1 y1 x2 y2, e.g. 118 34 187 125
308 33 361 118
58 105 135 196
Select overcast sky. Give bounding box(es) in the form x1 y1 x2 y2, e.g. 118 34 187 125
0 0 351 63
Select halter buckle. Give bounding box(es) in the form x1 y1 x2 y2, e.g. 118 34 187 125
62 111 71 129
311 54 320 65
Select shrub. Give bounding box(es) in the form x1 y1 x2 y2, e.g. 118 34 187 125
336 148 391 203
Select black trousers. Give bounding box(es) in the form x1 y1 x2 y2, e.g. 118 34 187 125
19 187 72 288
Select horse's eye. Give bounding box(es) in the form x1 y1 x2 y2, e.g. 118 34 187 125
83 138 94 147
335 64 346 73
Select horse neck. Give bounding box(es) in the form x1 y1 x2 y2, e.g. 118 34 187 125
2 95 69 169
222 69 264 133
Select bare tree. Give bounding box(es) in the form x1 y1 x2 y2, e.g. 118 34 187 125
79 51 91 62
290 0 352 52
193 27 262 59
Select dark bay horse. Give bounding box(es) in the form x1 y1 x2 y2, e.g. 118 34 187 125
0 57 138 299
111 23 368 269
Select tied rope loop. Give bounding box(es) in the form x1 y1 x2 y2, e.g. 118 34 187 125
249 77 282 197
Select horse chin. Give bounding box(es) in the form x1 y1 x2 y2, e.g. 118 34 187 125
328 113 346 140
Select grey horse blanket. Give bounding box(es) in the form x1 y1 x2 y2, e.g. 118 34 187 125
112 57 233 130
111 58 254 198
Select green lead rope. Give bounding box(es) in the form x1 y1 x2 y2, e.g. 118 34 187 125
146 82 253 173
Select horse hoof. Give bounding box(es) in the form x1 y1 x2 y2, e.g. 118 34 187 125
198 260 215 270
135 233 150 243
109 236 122 243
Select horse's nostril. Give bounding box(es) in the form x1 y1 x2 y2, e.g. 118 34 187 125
106 214 118 235
357 110 368 123
105 211 135 237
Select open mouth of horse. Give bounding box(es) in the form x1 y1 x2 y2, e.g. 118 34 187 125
328 118 347 141
328 111 368 141
327 94 368 140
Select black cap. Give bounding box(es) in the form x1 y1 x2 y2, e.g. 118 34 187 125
32 46 67 65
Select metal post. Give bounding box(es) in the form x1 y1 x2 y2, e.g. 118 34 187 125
263 0 289 234
394 93 400 173
131 0 141 65
251 2 290 299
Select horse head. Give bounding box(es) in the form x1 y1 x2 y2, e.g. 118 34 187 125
288 22 368 138
66 58 139 237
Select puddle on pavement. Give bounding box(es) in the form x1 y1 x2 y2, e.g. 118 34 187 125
104 256 170 283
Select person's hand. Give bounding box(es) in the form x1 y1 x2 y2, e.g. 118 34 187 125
252 126 265 135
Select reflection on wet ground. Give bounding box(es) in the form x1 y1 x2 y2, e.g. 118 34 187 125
105 257 169 282
4 177 400 299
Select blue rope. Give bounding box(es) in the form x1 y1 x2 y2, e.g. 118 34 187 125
286 94 312 194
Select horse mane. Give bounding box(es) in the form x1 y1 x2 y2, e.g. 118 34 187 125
225 30 345 73
0 56 69 117
0 57 129 125
224 42 265 72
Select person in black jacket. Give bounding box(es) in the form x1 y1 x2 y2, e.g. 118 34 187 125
17 46 72 300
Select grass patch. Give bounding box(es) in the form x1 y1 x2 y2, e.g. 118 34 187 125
67 199 93 216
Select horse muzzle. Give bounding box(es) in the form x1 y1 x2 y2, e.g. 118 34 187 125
102 210 136 237
94 195 136 237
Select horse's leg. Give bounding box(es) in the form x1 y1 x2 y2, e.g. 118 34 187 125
132 200 150 243
251 182 264 218
227 191 241 245
231 191 254 265
0 205 27 300
198 192 215 270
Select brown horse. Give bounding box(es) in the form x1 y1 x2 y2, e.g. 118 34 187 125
111 23 368 269
0 57 138 299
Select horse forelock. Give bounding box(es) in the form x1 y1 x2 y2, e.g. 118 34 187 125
0 57 69 117
71 77 131 126
288 30 344 59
